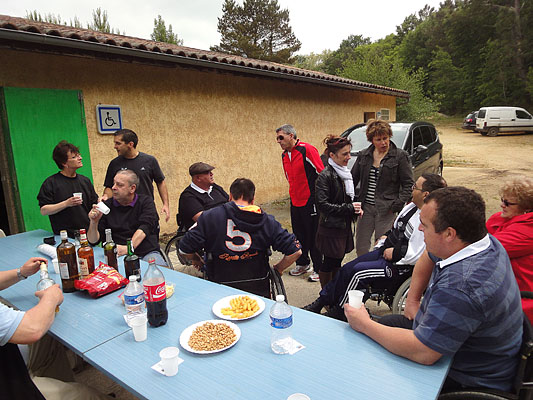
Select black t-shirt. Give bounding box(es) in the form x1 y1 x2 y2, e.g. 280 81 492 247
103 152 165 198
92 194 160 257
37 173 98 237
178 183 229 230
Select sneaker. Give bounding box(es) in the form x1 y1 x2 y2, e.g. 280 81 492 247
302 298 324 313
308 272 319 282
289 264 311 276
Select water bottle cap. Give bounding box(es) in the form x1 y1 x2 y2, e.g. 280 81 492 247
129 275 137 282
275 295 285 302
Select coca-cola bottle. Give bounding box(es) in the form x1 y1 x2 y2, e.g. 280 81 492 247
143 257 168 327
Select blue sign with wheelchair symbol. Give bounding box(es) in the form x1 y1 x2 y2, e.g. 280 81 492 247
96 105 123 134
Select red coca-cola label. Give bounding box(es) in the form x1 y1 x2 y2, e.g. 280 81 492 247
144 282 166 302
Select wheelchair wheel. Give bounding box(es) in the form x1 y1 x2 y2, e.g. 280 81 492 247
392 277 411 314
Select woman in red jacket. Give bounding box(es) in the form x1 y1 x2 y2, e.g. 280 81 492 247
486 176 533 322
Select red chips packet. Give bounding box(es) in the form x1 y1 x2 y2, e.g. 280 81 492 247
74 262 128 298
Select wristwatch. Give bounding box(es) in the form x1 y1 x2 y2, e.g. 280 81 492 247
16 268 27 280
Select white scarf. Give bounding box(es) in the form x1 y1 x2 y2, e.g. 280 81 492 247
328 157 355 200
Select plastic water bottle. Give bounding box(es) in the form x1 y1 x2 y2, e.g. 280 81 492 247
124 275 145 317
270 294 293 354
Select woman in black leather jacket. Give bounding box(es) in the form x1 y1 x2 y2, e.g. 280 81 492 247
315 135 363 288
351 120 414 256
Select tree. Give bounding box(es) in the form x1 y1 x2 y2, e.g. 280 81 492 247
291 50 332 72
87 8 123 35
211 0 301 64
323 34 371 75
151 15 183 45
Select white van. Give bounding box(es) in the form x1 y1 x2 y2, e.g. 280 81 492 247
476 106 533 136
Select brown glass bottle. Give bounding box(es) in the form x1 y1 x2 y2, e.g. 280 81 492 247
103 228 118 271
77 228 95 279
56 230 78 293
124 239 141 280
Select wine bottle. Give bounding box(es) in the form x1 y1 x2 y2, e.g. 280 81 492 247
103 228 118 271
124 239 140 280
56 230 78 293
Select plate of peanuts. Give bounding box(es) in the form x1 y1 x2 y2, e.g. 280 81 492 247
179 320 241 354
212 294 265 321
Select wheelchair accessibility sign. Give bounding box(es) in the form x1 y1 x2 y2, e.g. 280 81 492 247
96 105 123 134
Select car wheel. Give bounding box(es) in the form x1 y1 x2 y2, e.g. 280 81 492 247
487 127 499 137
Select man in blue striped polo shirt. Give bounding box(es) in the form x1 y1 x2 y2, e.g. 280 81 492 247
344 186 522 392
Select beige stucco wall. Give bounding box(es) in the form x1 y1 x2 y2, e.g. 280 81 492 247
1 48 396 233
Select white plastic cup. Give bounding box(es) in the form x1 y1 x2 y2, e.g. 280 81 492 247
159 346 180 376
287 394 311 400
353 201 362 212
95 201 110 215
130 314 147 342
348 290 364 309
73 192 82 200
52 259 59 274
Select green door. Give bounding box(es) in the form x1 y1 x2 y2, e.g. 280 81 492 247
0 87 93 233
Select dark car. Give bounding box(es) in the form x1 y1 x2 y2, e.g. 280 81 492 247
340 121 443 180
462 111 478 131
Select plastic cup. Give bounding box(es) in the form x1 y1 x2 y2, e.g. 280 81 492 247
130 314 147 342
73 192 82 200
95 201 110 215
287 394 311 400
159 346 180 376
348 290 364 309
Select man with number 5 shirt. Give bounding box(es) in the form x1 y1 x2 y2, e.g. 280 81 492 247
179 178 301 297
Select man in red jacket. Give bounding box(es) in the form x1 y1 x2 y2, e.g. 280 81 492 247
276 124 324 281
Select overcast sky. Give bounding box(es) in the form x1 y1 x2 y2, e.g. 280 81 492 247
1 0 444 54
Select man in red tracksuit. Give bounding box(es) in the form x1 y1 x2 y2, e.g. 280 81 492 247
276 124 324 281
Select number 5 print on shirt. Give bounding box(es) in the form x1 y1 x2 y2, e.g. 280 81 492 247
225 220 252 251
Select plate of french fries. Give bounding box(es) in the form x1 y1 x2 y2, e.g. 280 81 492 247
179 319 241 354
212 294 265 321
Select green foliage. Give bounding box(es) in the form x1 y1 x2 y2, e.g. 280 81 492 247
25 10 82 28
211 0 301 63
339 43 438 121
323 34 371 75
87 8 124 35
151 15 183 45
428 48 463 114
291 50 332 72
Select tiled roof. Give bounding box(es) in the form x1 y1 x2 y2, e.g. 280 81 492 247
0 14 409 98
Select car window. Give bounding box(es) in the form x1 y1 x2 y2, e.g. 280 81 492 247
516 110 532 119
419 125 434 145
478 110 486 118
412 127 424 149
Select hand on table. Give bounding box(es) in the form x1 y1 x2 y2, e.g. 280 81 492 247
344 303 371 333
117 245 127 257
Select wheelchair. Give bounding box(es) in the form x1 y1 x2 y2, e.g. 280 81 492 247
163 222 287 302
439 299 533 400
361 263 414 314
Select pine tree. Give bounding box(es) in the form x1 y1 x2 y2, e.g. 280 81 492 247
151 15 183 45
211 0 301 64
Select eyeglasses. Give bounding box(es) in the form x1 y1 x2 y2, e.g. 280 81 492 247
276 135 286 141
412 183 423 191
501 198 518 207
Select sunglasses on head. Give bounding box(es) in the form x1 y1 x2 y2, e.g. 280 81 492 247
501 198 518 207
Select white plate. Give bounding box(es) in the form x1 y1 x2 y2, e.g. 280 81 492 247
179 320 241 354
212 294 265 321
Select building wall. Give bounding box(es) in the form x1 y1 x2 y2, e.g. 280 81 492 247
0 49 396 233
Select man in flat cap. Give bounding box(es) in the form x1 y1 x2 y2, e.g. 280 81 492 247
177 162 229 231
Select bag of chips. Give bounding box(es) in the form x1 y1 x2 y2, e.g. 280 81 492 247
75 262 128 298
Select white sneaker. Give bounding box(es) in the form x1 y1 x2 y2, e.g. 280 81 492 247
308 272 320 282
289 265 311 276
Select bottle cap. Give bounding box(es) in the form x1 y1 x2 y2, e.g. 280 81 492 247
148 257 155 264
276 295 285 302
60 230 68 239
129 275 137 282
